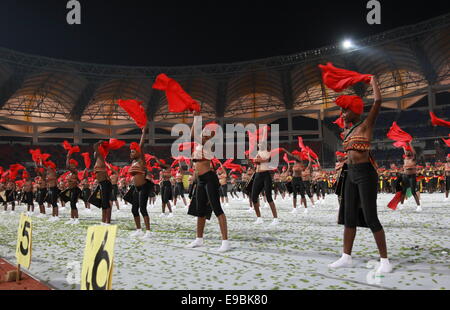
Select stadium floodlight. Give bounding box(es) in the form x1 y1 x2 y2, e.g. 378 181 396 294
342 39 354 50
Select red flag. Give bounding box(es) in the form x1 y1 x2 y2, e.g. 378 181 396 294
393 141 412 152
335 95 364 115
388 192 403 210
430 112 450 128
99 139 125 158
29 149 42 163
298 137 306 150
443 135 450 147
117 99 148 129
152 74 201 113
62 141 80 156
9 164 25 180
69 159 79 167
283 153 294 164
81 153 91 169
333 116 345 129
387 122 413 143
44 161 56 170
22 170 30 180
318 62 372 93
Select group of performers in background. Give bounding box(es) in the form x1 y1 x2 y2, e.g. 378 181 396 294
0 66 449 271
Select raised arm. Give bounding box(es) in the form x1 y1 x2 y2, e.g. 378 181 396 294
139 123 148 155
94 141 106 165
364 76 382 129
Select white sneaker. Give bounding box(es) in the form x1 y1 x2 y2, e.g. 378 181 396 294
140 231 152 239
159 213 166 218
130 229 143 237
254 217 264 225
72 219 80 225
53 216 60 222
167 213 174 218
290 208 298 214
269 219 279 227
416 206 422 212
246 208 254 213
328 253 353 269
304 208 309 214
216 240 231 253
186 238 204 248
376 258 393 273
65 219 74 225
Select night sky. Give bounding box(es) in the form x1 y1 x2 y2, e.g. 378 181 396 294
0 0 448 66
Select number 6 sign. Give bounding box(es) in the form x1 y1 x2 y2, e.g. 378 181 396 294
16 214 32 269
81 225 118 290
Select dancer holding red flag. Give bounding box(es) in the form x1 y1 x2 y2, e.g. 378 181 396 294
327 76 392 274
128 123 153 239
186 110 230 252
400 143 421 211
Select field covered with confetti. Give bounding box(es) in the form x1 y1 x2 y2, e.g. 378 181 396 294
0 193 449 290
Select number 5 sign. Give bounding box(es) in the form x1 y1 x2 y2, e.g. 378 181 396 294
16 214 32 269
81 225 118 290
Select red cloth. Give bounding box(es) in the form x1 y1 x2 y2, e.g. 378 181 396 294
22 170 30 180
69 159 79 167
9 164 25 180
430 112 450 128
393 141 413 152
333 116 345 129
99 139 126 158
29 149 42 163
335 95 364 115
270 148 284 157
117 99 148 129
152 74 201 113
388 192 403 210
41 154 51 162
443 135 450 147
298 137 306 150
304 147 319 160
62 141 80 156
318 62 372 93
283 153 294 164
81 153 91 169
387 122 413 143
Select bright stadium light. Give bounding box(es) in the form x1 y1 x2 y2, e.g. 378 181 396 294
342 39 354 50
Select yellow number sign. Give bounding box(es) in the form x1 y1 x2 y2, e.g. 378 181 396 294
16 214 32 269
81 225 118 290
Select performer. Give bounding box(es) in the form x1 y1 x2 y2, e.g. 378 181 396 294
328 76 392 274
283 153 307 214
186 111 230 252
156 161 174 217
218 166 230 207
250 138 279 226
400 145 421 211
173 165 188 208
23 170 34 215
129 124 152 239
64 155 81 224
93 141 113 224
44 161 60 221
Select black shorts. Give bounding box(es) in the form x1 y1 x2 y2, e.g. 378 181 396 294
188 171 224 221
339 163 383 233
161 181 173 203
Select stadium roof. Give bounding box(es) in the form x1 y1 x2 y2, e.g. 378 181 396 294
0 13 449 135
